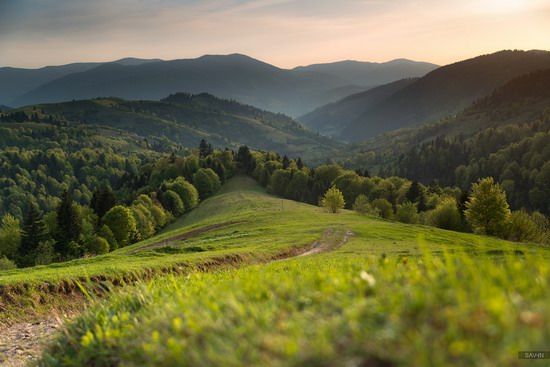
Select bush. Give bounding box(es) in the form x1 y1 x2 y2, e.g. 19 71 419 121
193 169 220 200
102 206 138 248
371 198 393 219
353 195 381 217
85 236 110 255
161 190 185 217
165 177 199 211
321 187 345 213
395 202 419 224
425 197 464 231
0 256 16 271
506 210 540 243
100 225 118 251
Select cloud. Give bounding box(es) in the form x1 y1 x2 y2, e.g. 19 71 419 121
0 0 548 68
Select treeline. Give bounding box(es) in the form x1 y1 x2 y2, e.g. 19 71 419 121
243 147 550 245
0 139 234 269
387 109 550 215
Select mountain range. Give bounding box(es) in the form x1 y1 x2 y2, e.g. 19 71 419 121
0 55 438 116
300 50 550 141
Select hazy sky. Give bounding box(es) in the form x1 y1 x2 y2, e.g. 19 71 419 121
1 0 549 69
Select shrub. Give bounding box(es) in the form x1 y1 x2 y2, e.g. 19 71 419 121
371 198 393 219
99 225 118 251
353 195 381 217
85 236 110 255
0 257 16 271
425 197 464 231
395 202 419 224
193 169 220 200
506 210 540 243
161 190 185 217
165 177 199 211
102 206 138 248
321 187 345 213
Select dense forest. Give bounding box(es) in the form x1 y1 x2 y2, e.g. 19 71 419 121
0 118 235 269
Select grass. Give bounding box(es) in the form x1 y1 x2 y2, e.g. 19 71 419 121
42 246 550 366
4 176 550 365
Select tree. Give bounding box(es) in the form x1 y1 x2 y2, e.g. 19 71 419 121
193 168 220 200
18 201 50 267
102 206 138 248
0 213 21 260
464 177 511 236
395 202 420 224
90 186 116 220
165 177 199 212
199 139 213 158
269 169 292 197
353 195 381 217
236 145 255 173
425 197 464 231
55 190 82 259
371 198 394 219
321 187 345 213
161 190 185 216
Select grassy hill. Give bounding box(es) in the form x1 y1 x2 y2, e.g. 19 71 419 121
0 175 542 366
13 93 341 160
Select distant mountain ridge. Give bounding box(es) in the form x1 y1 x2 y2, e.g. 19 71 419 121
0 58 161 108
301 50 550 141
1 54 438 116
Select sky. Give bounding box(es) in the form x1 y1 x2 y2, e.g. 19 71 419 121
0 0 549 69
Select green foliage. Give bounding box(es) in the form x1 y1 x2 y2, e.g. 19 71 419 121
54 190 83 260
370 198 393 219
284 171 310 202
269 169 292 197
0 257 16 271
99 225 118 251
0 213 21 259
353 195 381 217
90 186 117 219
321 186 345 213
465 177 511 236
506 210 541 243
193 168 220 200
18 201 51 267
425 197 465 231
102 206 138 248
395 202 419 224
164 177 199 212
84 236 110 255
161 190 185 217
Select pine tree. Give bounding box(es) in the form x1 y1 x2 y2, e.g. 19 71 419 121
18 201 50 267
55 190 82 258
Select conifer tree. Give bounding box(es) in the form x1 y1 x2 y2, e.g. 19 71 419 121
18 201 50 267
55 189 82 258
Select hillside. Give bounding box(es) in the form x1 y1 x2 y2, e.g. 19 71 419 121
303 50 550 141
12 93 341 160
5 54 436 116
299 78 417 136
2 176 550 366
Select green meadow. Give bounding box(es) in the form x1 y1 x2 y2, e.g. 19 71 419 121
2 176 549 366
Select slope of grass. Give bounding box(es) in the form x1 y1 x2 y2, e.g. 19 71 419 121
12 175 546 366
42 233 550 366
3 176 547 323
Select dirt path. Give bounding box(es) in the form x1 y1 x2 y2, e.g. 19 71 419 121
0 314 71 367
297 228 353 257
0 227 352 366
